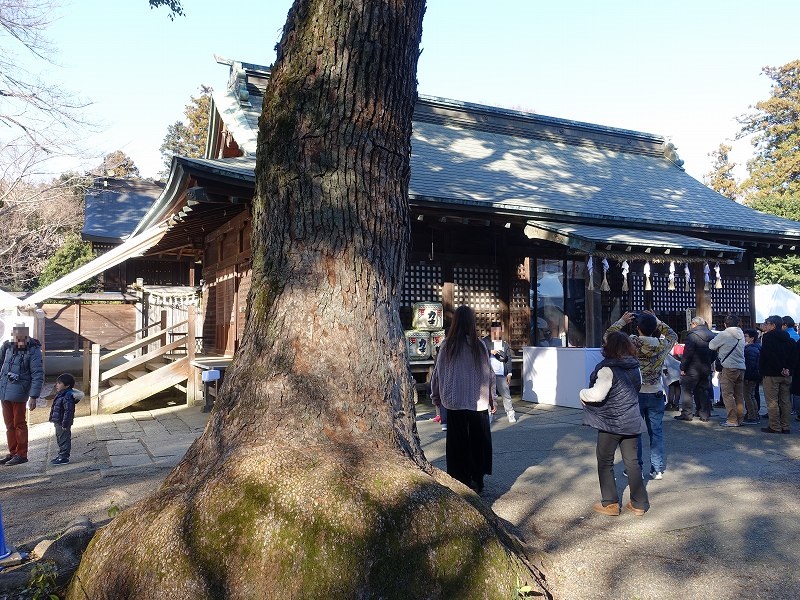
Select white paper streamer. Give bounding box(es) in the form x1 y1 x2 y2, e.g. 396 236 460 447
601 258 611 292
587 255 594 290
621 260 629 292
684 263 691 292
644 261 652 291
704 262 711 292
714 262 722 289
668 261 675 291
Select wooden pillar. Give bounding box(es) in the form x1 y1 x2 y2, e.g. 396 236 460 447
441 263 454 327
90 343 100 415
694 262 712 325
186 304 198 405
160 309 168 349
74 301 81 352
586 284 603 348
82 340 91 393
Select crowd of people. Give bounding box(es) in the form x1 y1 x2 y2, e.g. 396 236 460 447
429 306 799 518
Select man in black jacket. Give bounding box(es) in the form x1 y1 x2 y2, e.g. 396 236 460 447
759 315 795 434
675 316 716 422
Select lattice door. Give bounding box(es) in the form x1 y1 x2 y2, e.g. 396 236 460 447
454 266 501 337
401 262 443 309
710 277 750 314
649 273 696 312
510 279 530 347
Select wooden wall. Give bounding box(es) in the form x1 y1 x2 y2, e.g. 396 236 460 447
42 302 138 351
202 211 252 355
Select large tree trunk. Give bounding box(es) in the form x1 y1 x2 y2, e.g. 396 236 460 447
68 1 546 598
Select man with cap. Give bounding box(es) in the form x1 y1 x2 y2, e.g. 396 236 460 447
759 315 795 434
482 320 516 423
607 311 677 480
0 324 44 466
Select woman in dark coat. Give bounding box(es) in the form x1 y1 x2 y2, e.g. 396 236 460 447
581 331 649 516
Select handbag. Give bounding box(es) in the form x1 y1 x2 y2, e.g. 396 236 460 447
714 339 740 372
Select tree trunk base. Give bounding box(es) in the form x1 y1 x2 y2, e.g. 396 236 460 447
68 446 548 599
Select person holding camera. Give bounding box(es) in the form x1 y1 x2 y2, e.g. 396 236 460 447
482 320 516 423
606 311 677 481
0 324 44 466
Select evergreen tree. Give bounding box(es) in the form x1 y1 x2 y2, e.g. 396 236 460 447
37 233 98 293
159 85 212 176
738 60 800 292
703 143 739 200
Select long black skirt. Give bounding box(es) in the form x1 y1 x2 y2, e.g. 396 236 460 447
445 408 492 491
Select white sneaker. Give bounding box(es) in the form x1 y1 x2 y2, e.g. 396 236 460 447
651 471 664 480
508 413 517 423
441 425 447 431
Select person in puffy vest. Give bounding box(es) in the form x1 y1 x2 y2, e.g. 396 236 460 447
581 331 648 517
606 311 677 481
49 373 84 465
1 325 44 467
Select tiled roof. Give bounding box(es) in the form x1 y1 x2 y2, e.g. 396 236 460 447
82 178 163 243
161 59 800 246
407 116 800 239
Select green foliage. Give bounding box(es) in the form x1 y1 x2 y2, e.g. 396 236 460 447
21 561 60 600
755 255 800 294
37 233 98 293
107 499 121 518
703 143 739 200
737 60 800 290
160 85 212 177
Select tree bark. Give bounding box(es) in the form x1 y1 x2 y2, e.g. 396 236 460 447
68 1 547 598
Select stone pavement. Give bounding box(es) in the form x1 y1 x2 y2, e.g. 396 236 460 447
1 404 209 480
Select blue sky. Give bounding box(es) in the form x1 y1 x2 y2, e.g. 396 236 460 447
22 0 800 182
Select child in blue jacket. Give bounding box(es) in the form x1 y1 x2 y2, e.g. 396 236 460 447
49 373 83 465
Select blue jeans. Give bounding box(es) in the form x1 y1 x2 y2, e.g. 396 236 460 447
637 391 666 474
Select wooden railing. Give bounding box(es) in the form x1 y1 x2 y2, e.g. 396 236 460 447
81 311 169 392
84 306 197 414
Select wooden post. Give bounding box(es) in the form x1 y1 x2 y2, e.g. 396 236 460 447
186 305 198 405
694 263 712 325
160 309 168 350
90 343 100 415
82 340 91 393
74 301 81 352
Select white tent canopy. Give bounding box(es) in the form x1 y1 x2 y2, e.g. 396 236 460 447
754 284 800 323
